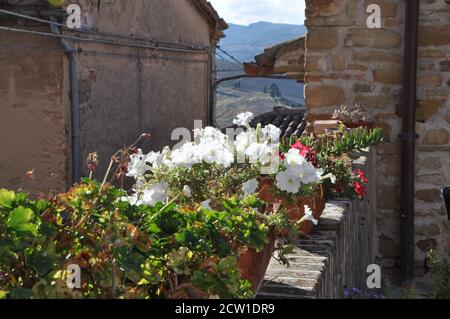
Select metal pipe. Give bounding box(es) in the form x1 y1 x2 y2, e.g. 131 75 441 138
50 18 81 184
400 0 420 282
207 47 214 126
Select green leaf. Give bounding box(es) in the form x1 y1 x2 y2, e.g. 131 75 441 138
7 206 38 236
39 222 57 237
0 290 7 299
0 189 15 209
9 288 34 299
25 251 57 276
36 199 52 212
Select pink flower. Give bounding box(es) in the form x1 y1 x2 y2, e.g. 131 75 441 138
357 169 368 184
354 182 366 198
291 141 318 167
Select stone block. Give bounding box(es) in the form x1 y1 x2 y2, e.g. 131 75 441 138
417 74 443 87
331 52 345 71
363 0 398 17
307 28 339 49
306 85 345 108
416 99 445 121
305 0 343 17
423 129 449 145
345 28 401 49
353 83 373 93
353 51 402 63
355 94 391 108
373 64 403 85
419 25 450 47
415 189 443 203
439 60 450 72
416 239 437 253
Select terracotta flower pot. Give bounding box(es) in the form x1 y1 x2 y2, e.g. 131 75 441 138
258 177 326 236
343 120 375 129
281 185 326 236
236 229 276 294
258 177 284 205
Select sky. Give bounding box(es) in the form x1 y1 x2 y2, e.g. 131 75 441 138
208 0 306 26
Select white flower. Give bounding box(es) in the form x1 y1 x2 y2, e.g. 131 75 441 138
298 161 322 185
262 124 282 143
171 142 201 168
287 160 322 186
202 126 226 141
235 130 257 157
201 199 213 210
276 169 302 194
127 149 151 179
301 205 318 225
285 149 306 167
141 181 169 206
122 193 142 206
198 140 234 168
183 185 192 198
245 143 274 165
147 147 172 169
233 112 254 127
321 173 337 184
242 178 259 195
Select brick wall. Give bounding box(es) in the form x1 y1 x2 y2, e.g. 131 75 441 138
304 0 450 278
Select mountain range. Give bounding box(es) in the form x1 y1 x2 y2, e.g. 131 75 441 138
219 21 307 62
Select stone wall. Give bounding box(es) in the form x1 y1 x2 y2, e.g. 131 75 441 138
258 149 377 299
304 0 450 278
0 0 223 191
415 0 450 273
0 26 70 194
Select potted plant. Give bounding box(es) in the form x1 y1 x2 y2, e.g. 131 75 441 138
332 105 375 129
122 113 327 292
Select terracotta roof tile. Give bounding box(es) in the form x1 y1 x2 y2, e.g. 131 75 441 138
227 106 306 139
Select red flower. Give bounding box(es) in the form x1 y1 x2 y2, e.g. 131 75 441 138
290 141 318 167
354 182 366 198
357 169 368 184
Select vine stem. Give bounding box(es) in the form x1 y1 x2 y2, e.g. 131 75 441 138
101 158 115 191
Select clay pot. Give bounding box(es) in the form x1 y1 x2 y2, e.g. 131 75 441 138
258 177 326 236
236 229 276 294
281 185 326 236
344 120 375 129
258 177 284 205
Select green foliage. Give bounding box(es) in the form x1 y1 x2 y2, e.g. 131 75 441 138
0 189 15 209
281 127 383 157
281 127 382 200
319 126 384 157
7 206 39 236
0 181 269 299
427 251 450 299
153 163 261 205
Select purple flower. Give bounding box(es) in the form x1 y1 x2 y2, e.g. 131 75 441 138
352 287 362 295
343 287 351 298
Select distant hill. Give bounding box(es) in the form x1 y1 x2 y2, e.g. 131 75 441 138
219 22 307 62
214 21 307 127
216 79 305 129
